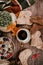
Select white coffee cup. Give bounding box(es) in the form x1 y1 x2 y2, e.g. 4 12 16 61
16 28 31 43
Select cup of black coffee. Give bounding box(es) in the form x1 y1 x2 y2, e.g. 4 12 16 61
16 28 31 43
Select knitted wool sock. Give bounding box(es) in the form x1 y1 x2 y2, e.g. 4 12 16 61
15 0 35 10
0 0 35 13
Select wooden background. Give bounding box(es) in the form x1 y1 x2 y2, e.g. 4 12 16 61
25 0 43 17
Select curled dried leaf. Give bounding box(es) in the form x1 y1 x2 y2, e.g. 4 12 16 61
30 16 43 26
7 23 19 36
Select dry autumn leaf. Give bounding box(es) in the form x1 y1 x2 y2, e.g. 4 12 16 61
30 16 43 26
7 23 19 36
30 24 43 34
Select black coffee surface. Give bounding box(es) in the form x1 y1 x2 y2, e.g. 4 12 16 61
18 30 27 40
